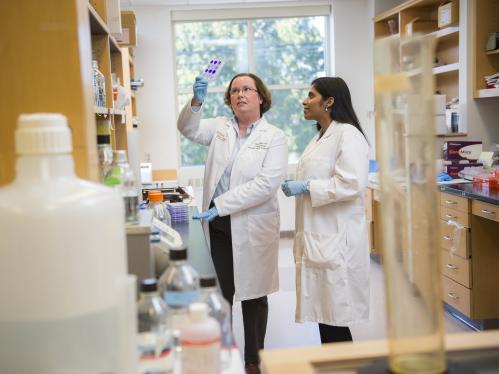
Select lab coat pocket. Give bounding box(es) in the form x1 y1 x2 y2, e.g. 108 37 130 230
301 231 346 269
248 212 280 252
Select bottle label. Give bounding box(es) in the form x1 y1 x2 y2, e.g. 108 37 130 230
138 330 173 374
163 290 198 308
181 340 220 374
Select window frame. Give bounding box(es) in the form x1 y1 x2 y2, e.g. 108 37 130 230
172 5 332 170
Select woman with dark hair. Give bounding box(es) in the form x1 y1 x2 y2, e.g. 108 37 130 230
177 73 288 373
281 77 370 344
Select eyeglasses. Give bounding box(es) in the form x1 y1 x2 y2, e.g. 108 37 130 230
229 86 258 96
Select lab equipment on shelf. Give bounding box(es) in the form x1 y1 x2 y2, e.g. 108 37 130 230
92 60 106 107
0 113 137 373
105 150 139 224
137 278 173 374
180 303 221 374
97 134 113 183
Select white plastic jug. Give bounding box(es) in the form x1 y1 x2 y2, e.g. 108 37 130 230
0 113 137 374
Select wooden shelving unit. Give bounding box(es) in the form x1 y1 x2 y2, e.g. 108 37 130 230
472 0 499 99
88 1 136 153
374 0 463 141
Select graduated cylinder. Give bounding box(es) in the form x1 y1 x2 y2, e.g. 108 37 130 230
374 35 446 374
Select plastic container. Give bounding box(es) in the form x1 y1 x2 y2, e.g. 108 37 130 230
0 113 137 374
137 278 173 374
180 303 221 374
105 150 139 224
149 190 171 226
199 276 234 368
158 248 199 332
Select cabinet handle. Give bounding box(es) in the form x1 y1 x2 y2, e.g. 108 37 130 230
442 235 453 241
445 214 456 219
447 292 459 300
446 263 458 270
445 200 457 205
480 209 496 215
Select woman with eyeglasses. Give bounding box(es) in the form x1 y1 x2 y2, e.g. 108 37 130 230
281 77 370 345
177 73 288 373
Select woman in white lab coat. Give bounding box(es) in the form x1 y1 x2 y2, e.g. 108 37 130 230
177 73 288 373
281 77 370 344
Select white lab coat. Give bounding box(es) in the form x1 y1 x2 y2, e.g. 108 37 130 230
294 121 370 326
177 103 288 301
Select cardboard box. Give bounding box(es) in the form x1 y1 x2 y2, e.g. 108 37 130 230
438 1 459 28
115 10 136 46
445 163 483 179
443 141 482 161
406 19 437 36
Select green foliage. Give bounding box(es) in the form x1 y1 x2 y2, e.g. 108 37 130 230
175 16 326 166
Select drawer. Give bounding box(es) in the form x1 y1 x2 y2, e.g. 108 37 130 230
472 200 499 223
440 192 469 213
440 206 470 228
442 275 471 317
441 250 471 288
439 220 469 258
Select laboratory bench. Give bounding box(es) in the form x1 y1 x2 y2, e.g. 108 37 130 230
261 330 499 374
125 206 216 292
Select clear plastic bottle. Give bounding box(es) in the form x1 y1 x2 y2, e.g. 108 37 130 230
104 150 139 224
149 190 171 226
158 248 199 333
97 134 113 183
180 303 221 374
0 113 137 374
92 60 101 107
199 275 234 367
137 278 173 374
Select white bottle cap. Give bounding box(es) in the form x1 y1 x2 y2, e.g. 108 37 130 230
15 113 72 155
189 302 208 322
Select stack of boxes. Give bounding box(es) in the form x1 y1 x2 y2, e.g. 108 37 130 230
443 141 483 178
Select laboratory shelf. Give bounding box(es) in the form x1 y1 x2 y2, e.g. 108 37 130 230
475 88 499 98
433 63 459 75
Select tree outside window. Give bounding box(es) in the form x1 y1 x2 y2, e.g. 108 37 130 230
174 16 327 166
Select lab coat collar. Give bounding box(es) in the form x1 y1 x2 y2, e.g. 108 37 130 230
301 120 337 159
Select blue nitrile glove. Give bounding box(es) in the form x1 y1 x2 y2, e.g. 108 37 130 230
192 207 218 222
193 76 208 104
281 180 308 197
437 172 453 182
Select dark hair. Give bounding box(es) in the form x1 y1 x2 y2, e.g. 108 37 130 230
224 73 272 116
311 77 366 139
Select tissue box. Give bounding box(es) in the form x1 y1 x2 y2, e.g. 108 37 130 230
443 141 482 161
445 163 483 179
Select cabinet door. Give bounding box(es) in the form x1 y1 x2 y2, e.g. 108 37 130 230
440 192 469 213
442 275 471 317
440 206 470 228
441 250 471 288
472 200 499 223
439 220 469 258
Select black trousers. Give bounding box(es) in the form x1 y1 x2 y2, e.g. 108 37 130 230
209 210 268 366
318 323 353 344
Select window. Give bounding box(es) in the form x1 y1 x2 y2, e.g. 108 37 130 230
174 15 328 166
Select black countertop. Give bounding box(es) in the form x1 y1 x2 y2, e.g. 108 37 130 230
170 206 216 277
439 183 499 206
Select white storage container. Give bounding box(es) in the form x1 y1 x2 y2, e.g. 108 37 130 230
0 113 137 374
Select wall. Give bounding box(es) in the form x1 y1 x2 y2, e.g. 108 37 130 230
331 0 375 157
131 0 376 230
133 6 179 171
